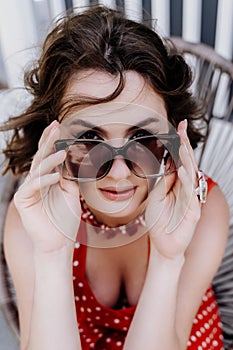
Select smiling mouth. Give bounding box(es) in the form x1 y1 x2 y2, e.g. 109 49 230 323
99 187 136 200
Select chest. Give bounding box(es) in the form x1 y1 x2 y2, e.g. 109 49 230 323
85 236 149 308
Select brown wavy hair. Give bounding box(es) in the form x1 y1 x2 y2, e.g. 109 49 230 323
0 4 205 175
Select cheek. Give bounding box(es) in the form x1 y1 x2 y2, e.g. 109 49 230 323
79 183 104 213
79 183 97 198
137 178 153 201
143 178 155 194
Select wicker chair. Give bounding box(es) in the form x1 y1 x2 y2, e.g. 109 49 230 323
171 37 233 350
0 171 20 342
170 37 233 122
0 38 233 349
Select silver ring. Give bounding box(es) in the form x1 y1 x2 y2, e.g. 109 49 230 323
195 170 208 204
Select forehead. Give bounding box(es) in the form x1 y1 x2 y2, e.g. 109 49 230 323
61 103 167 131
62 70 168 128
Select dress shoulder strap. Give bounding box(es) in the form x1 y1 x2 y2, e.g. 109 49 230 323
206 175 217 193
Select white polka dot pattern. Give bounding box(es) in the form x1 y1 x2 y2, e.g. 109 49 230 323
186 287 224 350
73 238 224 350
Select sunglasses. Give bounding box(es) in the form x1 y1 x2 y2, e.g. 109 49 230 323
54 133 180 182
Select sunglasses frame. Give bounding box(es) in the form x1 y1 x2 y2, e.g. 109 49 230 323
54 133 180 182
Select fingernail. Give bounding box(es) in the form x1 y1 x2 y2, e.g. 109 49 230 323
56 149 66 157
50 120 59 128
183 119 188 131
50 121 60 134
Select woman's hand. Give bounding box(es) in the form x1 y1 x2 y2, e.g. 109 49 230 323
14 120 81 253
145 120 201 259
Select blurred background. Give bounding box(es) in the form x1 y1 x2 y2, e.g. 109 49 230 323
0 0 233 88
0 1 232 349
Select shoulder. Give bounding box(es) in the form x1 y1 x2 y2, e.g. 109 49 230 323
175 182 229 344
4 199 35 348
188 181 229 256
185 181 229 283
197 181 229 245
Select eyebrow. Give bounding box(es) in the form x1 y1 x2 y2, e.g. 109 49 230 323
70 119 103 132
70 117 160 131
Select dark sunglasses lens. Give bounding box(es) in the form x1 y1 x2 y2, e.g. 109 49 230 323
126 136 178 177
126 138 164 177
64 142 112 180
59 134 179 181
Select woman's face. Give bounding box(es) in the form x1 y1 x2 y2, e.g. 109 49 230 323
60 70 169 226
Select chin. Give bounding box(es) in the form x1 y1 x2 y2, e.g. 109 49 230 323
80 184 148 221
93 196 147 226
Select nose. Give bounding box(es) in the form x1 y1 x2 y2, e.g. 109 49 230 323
107 156 132 180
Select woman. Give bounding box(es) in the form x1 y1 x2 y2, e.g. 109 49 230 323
1 5 229 350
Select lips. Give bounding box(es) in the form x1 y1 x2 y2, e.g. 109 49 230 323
99 186 136 201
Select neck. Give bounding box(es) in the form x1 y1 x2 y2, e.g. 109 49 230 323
80 195 148 247
85 222 149 248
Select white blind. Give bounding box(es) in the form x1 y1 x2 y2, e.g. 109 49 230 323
0 0 232 87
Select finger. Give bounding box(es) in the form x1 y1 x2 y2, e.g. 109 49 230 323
166 143 199 233
178 142 196 184
30 150 66 179
31 122 61 171
177 120 198 173
177 165 201 221
149 171 176 202
177 165 195 202
178 125 207 203
38 120 59 150
42 180 80 242
14 172 60 208
166 165 200 234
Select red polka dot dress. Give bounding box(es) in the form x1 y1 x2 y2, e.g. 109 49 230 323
72 178 224 350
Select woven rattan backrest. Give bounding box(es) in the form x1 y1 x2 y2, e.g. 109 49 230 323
170 37 233 122
170 37 233 350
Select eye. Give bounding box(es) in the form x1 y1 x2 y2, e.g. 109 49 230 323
130 129 153 139
77 130 103 140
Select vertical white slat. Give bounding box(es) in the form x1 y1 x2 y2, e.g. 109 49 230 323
98 0 116 10
32 0 51 43
213 0 233 118
212 73 232 118
49 0 66 19
72 0 89 12
214 0 233 60
182 0 202 42
151 0 170 37
124 0 143 22
0 0 38 87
